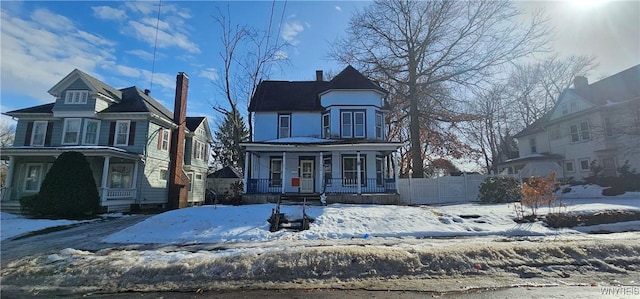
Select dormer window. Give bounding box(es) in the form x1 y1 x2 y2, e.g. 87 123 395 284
64 90 89 104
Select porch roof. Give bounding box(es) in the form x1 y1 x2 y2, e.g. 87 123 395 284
241 138 403 154
0 146 143 160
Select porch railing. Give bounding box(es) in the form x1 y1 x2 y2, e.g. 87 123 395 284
101 188 137 200
246 178 396 194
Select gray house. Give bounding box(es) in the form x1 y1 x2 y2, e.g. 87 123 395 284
0 69 213 212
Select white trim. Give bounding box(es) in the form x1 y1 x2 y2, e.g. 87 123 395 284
82 119 101 145
62 118 82 145
114 120 131 146
52 110 97 118
64 90 89 104
30 121 48 146
579 158 591 172
23 163 43 192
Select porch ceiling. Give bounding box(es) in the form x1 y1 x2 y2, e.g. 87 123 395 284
0 146 142 160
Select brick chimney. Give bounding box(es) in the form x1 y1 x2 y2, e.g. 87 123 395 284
316 70 323 81
574 76 589 92
168 72 190 209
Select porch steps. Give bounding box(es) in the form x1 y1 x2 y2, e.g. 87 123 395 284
278 194 323 206
268 196 314 232
1 201 22 214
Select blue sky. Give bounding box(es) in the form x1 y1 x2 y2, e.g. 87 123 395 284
1 0 639 131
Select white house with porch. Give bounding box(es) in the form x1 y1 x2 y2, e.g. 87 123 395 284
241 66 403 204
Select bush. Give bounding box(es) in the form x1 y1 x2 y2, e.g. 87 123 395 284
618 161 640 192
602 181 626 196
19 194 39 215
521 172 558 217
478 176 522 203
32 151 100 219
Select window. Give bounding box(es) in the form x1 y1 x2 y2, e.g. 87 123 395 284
570 121 590 143
109 164 133 188
529 138 537 153
64 90 89 104
341 111 365 138
159 169 168 181
24 164 43 191
115 120 131 146
580 121 590 141
187 173 193 192
278 114 290 138
604 117 614 136
322 113 330 138
323 156 332 186
341 112 352 138
579 159 590 172
565 161 575 173
342 155 366 186
194 140 206 160
376 157 384 186
159 129 170 151
83 119 100 145
62 118 81 144
30 121 48 146
550 126 561 140
570 102 577 113
375 112 384 139
269 157 283 187
196 173 203 180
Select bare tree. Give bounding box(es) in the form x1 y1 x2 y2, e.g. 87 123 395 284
506 55 597 131
0 120 15 188
332 0 550 177
211 5 288 169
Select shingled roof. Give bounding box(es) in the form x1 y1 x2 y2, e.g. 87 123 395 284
186 116 206 131
100 86 173 120
249 65 387 112
4 103 55 115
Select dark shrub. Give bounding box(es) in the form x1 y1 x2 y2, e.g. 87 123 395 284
618 161 640 192
602 182 625 196
35 151 100 219
478 176 522 203
19 193 39 215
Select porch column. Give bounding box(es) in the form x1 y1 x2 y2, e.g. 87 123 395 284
319 152 324 192
3 156 15 201
281 152 286 194
356 151 362 195
393 152 399 193
131 160 139 188
243 151 250 193
100 156 110 203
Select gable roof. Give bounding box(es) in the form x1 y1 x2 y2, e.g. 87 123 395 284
48 69 122 100
208 166 242 179
186 116 206 132
249 65 386 112
324 65 387 94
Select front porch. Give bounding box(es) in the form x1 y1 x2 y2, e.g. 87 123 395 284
242 192 402 205
0 147 143 213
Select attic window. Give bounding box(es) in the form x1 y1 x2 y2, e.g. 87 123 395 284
64 90 89 104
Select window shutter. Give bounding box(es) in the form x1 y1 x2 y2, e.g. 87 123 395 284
157 129 163 150
128 121 136 145
44 121 53 146
108 122 115 145
24 122 33 146
193 140 198 158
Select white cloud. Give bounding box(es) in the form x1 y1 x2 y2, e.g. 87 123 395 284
0 8 116 103
281 21 304 46
274 50 288 60
335 6 342 12
198 68 219 81
124 2 158 16
30 9 74 31
125 49 164 61
126 20 200 53
91 6 127 20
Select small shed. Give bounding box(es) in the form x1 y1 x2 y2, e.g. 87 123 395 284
207 166 242 196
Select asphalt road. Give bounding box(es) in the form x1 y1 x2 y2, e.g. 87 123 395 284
0 214 152 267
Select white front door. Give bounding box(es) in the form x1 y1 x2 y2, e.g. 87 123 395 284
300 160 314 193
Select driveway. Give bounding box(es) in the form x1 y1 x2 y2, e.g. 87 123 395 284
1 214 152 267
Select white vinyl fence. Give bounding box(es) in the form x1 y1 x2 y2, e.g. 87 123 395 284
398 174 517 205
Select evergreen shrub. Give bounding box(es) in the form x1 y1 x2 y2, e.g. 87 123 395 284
478 176 522 203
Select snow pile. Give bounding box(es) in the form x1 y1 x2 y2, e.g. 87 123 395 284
0 212 85 241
